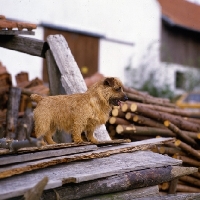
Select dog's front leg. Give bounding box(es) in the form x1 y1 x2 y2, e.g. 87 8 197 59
72 125 84 144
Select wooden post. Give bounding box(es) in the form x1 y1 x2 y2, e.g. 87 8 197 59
6 87 21 139
46 34 111 141
45 49 71 143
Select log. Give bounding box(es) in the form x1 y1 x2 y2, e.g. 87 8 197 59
111 107 126 118
116 124 176 137
41 166 196 200
174 140 200 160
161 182 170 191
109 117 131 125
164 120 197 146
173 155 200 167
83 186 159 200
126 101 200 118
6 87 21 139
168 178 178 194
47 34 111 141
125 112 166 129
158 146 185 156
16 108 34 141
0 35 48 57
129 103 200 132
24 177 48 200
126 92 175 107
191 172 200 179
179 175 200 187
137 193 200 200
176 184 200 193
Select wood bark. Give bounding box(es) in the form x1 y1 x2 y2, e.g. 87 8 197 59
126 92 175 108
126 112 166 129
116 124 176 137
179 175 200 187
174 140 200 160
0 35 48 57
16 108 34 141
129 103 200 132
176 184 200 193
0 138 176 179
82 186 159 200
41 166 196 200
136 193 200 200
173 155 200 167
24 177 48 200
164 120 197 146
6 87 21 139
109 117 131 125
46 34 111 141
168 178 178 194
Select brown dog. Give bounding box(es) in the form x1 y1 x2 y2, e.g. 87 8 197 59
31 77 128 144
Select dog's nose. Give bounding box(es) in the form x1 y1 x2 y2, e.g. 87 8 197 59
124 95 128 101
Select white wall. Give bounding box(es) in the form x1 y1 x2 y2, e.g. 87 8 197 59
0 0 161 85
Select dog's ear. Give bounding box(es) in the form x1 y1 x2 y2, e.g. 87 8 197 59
103 77 115 87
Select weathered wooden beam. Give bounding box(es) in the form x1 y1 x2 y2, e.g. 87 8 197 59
0 145 97 165
0 138 176 179
6 87 21 139
46 34 111 141
136 193 200 200
41 166 196 200
0 35 48 58
82 186 159 200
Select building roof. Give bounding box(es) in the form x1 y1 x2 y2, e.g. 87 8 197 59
157 0 200 32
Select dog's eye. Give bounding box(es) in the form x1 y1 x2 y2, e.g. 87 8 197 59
115 87 121 92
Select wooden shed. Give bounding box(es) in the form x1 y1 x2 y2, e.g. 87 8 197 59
41 23 105 82
157 0 200 68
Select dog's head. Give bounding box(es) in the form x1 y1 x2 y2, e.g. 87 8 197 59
103 77 128 106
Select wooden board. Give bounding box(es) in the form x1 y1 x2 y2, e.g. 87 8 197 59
0 145 97 165
0 150 182 199
0 30 35 35
0 138 175 179
0 35 48 58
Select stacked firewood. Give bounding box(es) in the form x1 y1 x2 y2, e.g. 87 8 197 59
0 63 49 141
106 86 200 194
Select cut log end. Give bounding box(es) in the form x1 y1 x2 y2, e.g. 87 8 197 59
130 103 137 112
175 139 181 147
133 115 138 122
125 112 131 120
109 117 116 125
112 108 119 117
121 103 128 112
116 125 124 134
164 120 170 127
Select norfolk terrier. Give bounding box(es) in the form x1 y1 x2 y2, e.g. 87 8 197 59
31 77 128 144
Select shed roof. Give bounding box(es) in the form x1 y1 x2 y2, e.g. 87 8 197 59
157 0 200 32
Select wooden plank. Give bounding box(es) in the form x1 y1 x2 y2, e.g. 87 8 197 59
0 35 48 58
46 185 159 200
46 34 111 141
0 30 35 35
0 137 176 179
45 49 71 143
0 145 97 165
0 164 196 199
137 193 200 200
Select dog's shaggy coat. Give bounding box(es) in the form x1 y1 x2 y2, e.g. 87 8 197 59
31 77 128 144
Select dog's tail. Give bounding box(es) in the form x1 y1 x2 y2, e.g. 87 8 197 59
30 94 43 103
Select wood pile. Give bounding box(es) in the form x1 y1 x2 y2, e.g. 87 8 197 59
0 63 49 141
106 86 200 194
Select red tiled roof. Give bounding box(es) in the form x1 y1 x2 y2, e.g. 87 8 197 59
157 0 200 32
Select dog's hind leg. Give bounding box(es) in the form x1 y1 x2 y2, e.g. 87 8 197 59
86 128 98 144
44 129 56 145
